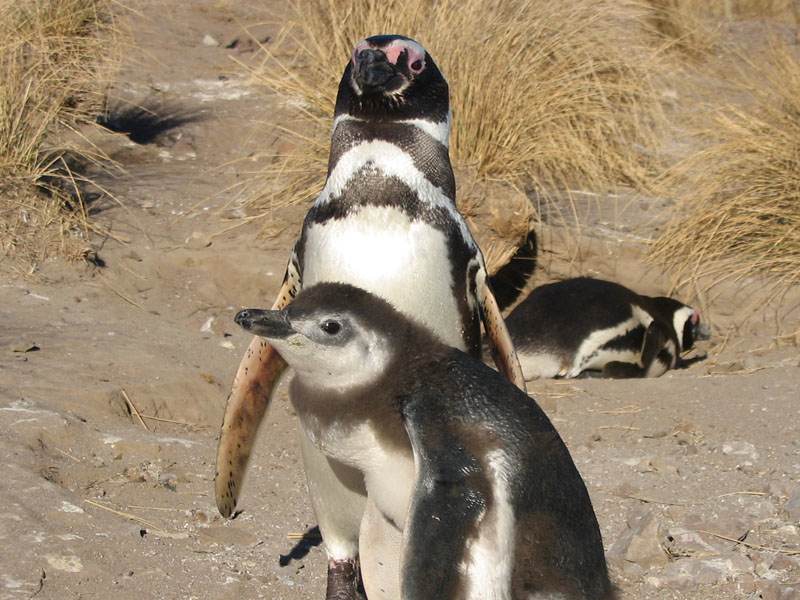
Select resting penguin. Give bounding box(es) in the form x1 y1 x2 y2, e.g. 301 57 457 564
214 34 524 599
506 277 711 380
235 282 614 600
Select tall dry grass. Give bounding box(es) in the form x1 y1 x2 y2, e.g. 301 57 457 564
648 0 800 26
650 41 800 297
645 0 800 56
0 0 119 266
243 0 664 271
727 0 799 19
645 0 721 55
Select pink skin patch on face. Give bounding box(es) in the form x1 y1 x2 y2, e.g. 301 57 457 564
383 44 405 65
691 310 701 325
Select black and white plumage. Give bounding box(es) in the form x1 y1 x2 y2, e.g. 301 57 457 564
215 34 522 599
235 282 614 600
506 277 710 380
292 34 496 355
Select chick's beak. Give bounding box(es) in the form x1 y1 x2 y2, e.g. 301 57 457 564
234 309 295 340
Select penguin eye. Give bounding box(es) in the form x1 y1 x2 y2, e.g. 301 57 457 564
410 59 423 72
320 320 341 335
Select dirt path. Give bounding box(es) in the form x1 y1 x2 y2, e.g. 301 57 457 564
1 2 326 599
1 2 799 599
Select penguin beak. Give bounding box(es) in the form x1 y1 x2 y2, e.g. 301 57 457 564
690 309 711 341
234 309 295 340
354 48 397 93
694 321 712 341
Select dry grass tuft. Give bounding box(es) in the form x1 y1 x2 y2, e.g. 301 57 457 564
645 0 800 57
649 0 800 23
243 0 663 271
645 0 722 56
651 41 800 296
727 0 799 20
0 0 119 268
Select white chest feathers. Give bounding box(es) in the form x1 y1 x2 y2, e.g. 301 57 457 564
302 205 465 349
301 418 415 529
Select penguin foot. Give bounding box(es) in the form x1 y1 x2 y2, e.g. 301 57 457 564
326 558 367 600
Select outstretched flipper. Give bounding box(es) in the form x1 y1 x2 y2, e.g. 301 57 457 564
478 272 525 390
214 259 301 518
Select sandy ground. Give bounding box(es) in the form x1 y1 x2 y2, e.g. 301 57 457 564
1 2 799 599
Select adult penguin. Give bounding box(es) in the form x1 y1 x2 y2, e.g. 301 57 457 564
215 34 524 599
506 277 710 380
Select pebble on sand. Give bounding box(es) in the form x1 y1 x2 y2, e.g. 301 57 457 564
721 440 759 461
646 553 752 589
608 509 668 572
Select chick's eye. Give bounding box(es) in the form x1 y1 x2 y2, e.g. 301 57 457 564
321 320 341 335
411 59 423 72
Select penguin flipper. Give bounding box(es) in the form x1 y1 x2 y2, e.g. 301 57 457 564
214 259 301 518
640 321 674 378
479 277 525 390
601 322 674 379
400 392 486 600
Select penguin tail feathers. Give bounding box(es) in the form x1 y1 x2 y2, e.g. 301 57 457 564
488 228 537 312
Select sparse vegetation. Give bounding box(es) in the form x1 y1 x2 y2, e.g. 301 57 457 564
244 0 664 272
651 41 800 296
0 0 118 267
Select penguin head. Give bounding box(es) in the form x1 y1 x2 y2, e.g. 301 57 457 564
235 283 416 392
681 307 711 351
335 35 449 121
651 297 711 352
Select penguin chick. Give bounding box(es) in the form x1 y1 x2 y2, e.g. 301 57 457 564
505 277 711 380
235 282 614 600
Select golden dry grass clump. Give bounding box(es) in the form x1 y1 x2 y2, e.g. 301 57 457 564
651 41 800 295
246 0 663 272
645 0 722 55
725 0 799 19
655 0 800 21
646 0 800 55
0 0 118 266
